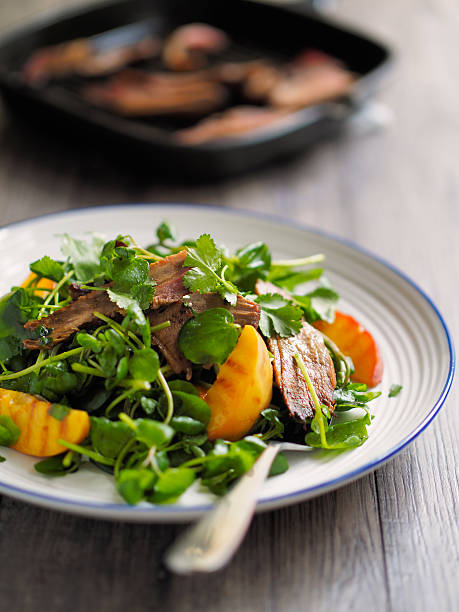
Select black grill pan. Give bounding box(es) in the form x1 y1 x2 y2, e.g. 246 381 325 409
0 0 391 180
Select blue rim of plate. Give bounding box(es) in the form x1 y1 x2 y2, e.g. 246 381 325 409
0 203 455 518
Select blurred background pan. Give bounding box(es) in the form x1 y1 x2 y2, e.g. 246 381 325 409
0 0 391 181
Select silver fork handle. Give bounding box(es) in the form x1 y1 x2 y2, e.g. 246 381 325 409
164 444 280 575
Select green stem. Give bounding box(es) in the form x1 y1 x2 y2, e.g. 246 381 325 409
57 440 115 466
320 332 351 386
157 370 173 425
294 353 329 449
150 321 171 334
71 363 106 378
105 389 136 416
271 254 325 267
114 437 137 478
93 311 137 351
37 270 74 319
0 347 85 381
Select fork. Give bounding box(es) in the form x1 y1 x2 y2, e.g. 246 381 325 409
164 441 310 575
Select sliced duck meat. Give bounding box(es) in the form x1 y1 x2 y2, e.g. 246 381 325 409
24 290 123 350
149 302 193 378
149 250 191 307
162 23 229 72
68 283 91 301
268 62 354 110
255 280 336 422
82 69 227 116
183 293 260 328
22 37 160 85
175 106 290 145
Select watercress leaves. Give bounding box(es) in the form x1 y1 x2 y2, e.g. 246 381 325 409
305 413 371 450
389 384 403 397
183 234 238 305
91 417 134 459
178 308 240 365
256 294 303 338
0 289 31 361
0 415 20 447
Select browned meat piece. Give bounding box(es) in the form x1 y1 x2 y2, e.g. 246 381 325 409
22 39 92 85
22 37 160 85
255 280 336 422
183 293 260 328
175 106 290 145
24 290 123 350
162 23 229 71
76 38 160 77
149 250 191 307
268 62 355 110
82 69 227 116
242 62 283 101
149 302 193 378
68 283 91 301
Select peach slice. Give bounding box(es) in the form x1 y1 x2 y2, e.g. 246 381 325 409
313 311 383 387
0 389 90 457
206 325 273 441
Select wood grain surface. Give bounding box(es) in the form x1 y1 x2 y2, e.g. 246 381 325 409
0 1 457 611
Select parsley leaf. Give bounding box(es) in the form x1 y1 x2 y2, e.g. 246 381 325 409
256 294 303 338
29 256 65 282
183 234 238 305
179 308 240 364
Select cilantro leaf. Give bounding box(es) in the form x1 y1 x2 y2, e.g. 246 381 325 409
61 233 105 283
334 382 381 412
256 294 303 338
178 308 240 364
183 234 238 305
29 256 65 282
293 286 339 324
229 242 271 291
0 415 20 447
156 221 176 244
104 245 155 311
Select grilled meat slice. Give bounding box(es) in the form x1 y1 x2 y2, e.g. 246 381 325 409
24 290 123 350
149 250 191 307
22 37 160 85
149 302 193 378
183 293 260 328
82 69 227 116
162 23 229 72
255 280 336 422
268 61 354 110
175 106 289 145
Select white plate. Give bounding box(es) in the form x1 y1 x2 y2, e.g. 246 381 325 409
0 205 454 522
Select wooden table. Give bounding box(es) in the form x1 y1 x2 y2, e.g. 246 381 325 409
0 1 457 610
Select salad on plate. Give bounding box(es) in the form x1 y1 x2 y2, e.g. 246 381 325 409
0 221 386 505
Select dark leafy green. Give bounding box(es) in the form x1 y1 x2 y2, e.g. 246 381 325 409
0 415 21 446
29 256 65 282
178 308 239 364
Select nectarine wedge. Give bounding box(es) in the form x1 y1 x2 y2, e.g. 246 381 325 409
21 272 56 298
313 311 383 387
206 325 273 441
0 389 90 457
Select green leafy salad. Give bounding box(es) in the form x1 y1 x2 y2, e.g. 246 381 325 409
0 221 383 505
